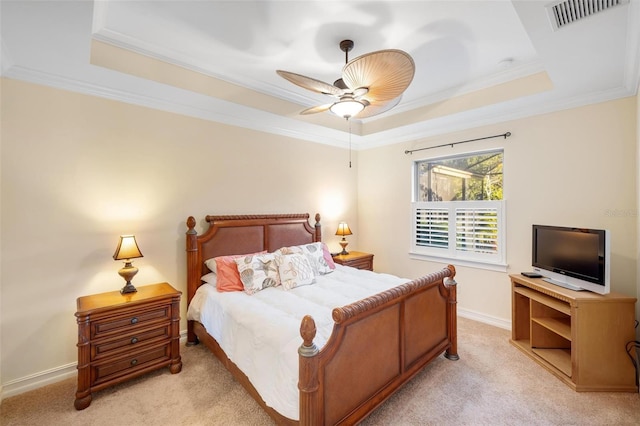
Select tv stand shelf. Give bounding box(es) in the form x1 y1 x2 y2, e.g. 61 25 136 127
510 274 637 392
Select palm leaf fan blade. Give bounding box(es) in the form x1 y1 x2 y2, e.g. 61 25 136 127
341 50 415 103
276 70 344 97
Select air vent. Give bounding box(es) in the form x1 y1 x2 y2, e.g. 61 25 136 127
546 0 629 30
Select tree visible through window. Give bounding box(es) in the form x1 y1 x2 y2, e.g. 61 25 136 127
412 150 506 267
416 151 503 202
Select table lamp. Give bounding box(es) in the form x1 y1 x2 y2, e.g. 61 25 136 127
113 235 143 294
335 222 353 255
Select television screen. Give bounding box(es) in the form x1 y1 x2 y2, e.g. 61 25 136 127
532 225 610 294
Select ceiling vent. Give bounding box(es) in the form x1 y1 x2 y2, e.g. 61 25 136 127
546 0 629 31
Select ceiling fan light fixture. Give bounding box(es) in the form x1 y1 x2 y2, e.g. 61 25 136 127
330 99 365 119
277 40 414 119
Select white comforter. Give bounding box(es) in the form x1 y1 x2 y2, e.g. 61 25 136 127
186 264 408 421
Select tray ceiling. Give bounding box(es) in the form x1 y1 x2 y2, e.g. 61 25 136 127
2 1 639 149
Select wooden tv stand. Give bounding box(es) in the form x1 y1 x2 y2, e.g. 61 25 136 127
509 274 637 392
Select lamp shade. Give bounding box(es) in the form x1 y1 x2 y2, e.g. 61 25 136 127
330 99 365 119
113 235 143 261
335 222 353 236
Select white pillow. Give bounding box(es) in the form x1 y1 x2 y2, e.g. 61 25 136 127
276 253 315 290
201 272 217 287
235 253 281 295
204 258 218 274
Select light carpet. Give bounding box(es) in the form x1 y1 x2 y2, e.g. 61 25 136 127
1 317 638 425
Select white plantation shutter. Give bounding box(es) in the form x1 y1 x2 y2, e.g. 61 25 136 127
455 206 498 254
415 207 449 249
412 201 505 265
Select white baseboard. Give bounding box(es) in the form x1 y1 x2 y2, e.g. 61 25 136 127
1 362 77 400
1 330 190 401
458 307 511 330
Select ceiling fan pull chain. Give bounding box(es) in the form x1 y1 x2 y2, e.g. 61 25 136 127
349 119 352 169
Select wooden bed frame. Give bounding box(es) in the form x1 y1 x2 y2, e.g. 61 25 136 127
185 213 458 425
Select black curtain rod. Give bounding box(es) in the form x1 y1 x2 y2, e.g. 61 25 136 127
404 132 511 155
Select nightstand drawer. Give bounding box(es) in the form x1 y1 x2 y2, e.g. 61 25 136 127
347 258 373 270
92 324 171 359
92 343 171 385
91 304 171 339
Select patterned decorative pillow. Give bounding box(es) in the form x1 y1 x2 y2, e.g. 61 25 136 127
235 253 281 294
203 251 267 292
276 253 315 290
279 242 333 276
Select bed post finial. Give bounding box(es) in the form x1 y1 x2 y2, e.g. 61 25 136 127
446 264 456 280
299 315 318 355
299 315 320 425
314 213 322 242
187 216 196 234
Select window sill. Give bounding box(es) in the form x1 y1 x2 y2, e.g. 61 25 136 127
409 252 508 273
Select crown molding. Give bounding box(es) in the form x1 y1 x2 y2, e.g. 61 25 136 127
2 62 634 153
2 63 360 148
359 84 636 150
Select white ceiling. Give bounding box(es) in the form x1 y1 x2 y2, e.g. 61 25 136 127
2 0 639 149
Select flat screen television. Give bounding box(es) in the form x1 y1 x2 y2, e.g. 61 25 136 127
531 224 610 294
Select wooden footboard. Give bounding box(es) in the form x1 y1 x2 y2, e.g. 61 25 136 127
299 265 457 426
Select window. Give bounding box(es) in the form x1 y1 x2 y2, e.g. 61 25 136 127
411 150 506 268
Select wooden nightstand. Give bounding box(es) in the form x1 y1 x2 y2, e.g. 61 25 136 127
74 282 182 410
332 251 374 271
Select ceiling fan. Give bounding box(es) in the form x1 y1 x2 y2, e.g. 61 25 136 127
277 40 415 120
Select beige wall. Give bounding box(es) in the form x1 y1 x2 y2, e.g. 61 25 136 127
0 78 357 388
358 97 638 325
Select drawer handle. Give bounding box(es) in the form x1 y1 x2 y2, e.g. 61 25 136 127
130 317 138 324
130 359 138 366
130 337 138 344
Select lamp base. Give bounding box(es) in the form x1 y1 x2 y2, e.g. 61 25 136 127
118 262 138 294
339 239 349 256
120 282 138 294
